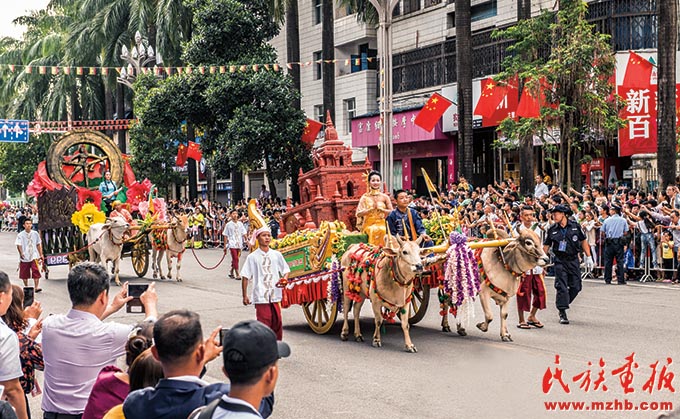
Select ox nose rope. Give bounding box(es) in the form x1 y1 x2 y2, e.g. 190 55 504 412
190 246 228 270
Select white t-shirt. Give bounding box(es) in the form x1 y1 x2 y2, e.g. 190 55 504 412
240 248 290 304
15 229 42 262
0 318 22 382
223 221 247 249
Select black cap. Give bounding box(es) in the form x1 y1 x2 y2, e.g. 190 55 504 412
223 320 291 373
548 204 571 214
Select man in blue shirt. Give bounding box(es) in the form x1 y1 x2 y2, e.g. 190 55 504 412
601 205 629 284
386 190 431 243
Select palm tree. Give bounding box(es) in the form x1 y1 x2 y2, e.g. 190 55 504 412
657 0 677 189
456 0 473 182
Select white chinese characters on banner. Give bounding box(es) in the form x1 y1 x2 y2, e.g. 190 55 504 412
618 86 658 156
625 88 652 140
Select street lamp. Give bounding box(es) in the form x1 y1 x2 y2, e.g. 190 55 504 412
117 31 163 89
369 0 399 194
114 31 163 152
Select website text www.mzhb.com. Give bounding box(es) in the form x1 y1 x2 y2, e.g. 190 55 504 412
544 399 673 412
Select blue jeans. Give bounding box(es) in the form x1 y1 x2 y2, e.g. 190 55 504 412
639 232 657 268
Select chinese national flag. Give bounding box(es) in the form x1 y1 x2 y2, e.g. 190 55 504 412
517 78 554 119
474 78 508 118
414 93 453 132
186 141 203 161
176 143 188 166
301 118 323 145
622 51 654 88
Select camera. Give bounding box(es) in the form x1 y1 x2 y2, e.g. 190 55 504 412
126 284 149 313
219 328 229 346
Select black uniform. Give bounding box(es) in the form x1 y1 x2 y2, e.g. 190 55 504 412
544 220 586 310
268 217 280 239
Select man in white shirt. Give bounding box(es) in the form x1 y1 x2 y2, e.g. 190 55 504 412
241 227 290 340
534 175 549 200
15 218 43 292
0 271 28 419
41 262 158 418
223 210 247 280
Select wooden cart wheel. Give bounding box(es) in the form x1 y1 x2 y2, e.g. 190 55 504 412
408 284 430 325
131 239 149 278
46 130 124 189
302 300 338 334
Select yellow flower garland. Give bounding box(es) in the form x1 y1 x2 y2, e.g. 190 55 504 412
71 203 106 234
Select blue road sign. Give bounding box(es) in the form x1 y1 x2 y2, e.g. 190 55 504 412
0 119 29 143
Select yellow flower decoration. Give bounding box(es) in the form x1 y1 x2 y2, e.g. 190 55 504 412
72 203 106 234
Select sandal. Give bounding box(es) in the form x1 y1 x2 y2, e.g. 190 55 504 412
516 323 531 329
527 320 544 328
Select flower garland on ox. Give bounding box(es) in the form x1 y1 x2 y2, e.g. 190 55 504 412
344 243 381 303
442 232 480 323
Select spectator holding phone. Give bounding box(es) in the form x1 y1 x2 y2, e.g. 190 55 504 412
0 271 29 419
41 263 158 419
2 285 43 419
123 310 274 419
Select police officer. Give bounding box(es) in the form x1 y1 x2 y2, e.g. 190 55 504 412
600 204 629 285
543 204 593 324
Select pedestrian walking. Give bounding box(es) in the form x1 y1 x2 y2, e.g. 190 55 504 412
240 227 290 340
223 210 247 280
15 218 43 293
543 204 593 325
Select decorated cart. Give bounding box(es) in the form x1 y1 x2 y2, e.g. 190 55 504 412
28 129 157 278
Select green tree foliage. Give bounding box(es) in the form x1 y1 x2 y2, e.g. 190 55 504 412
0 136 51 193
493 0 624 190
132 0 310 197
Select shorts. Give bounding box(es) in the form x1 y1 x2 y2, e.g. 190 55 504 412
19 261 40 279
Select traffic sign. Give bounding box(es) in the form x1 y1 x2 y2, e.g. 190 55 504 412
0 119 29 143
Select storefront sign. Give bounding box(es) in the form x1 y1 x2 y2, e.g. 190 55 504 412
351 109 446 147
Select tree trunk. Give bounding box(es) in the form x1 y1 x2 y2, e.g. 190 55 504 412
104 80 114 139
456 0 473 181
206 167 217 202
322 0 335 124
187 123 198 200
116 83 126 152
231 169 244 205
517 0 534 196
657 0 678 189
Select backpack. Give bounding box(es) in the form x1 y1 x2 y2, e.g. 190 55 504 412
188 398 221 419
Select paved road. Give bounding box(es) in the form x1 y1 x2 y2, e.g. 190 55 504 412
1 231 678 418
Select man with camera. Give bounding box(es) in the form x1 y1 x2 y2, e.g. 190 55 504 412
123 311 274 419
41 263 158 419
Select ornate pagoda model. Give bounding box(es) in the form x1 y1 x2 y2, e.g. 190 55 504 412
282 111 371 234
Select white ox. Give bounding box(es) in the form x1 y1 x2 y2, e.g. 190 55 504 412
86 216 130 286
443 228 549 342
150 214 189 282
340 236 424 353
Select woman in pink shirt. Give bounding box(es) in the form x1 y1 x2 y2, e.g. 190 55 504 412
82 322 153 419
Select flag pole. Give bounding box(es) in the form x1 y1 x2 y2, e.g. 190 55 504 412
420 168 447 242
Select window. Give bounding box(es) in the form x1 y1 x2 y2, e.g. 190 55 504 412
447 11 455 29
471 0 497 22
314 0 322 25
314 105 324 123
424 0 442 7
344 98 356 134
403 0 421 14
313 51 322 80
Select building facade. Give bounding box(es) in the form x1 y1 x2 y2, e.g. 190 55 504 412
269 0 665 193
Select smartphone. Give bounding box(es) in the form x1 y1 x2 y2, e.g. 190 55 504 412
23 287 35 308
219 328 229 345
126 284 149 313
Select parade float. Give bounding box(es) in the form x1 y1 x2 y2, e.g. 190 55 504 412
27 129 163 278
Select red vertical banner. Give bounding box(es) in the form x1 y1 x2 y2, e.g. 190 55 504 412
618 85 657 156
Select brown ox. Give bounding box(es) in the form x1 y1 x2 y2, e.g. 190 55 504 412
443 228 549 342
340 236 424 352
150 214 189 282
86 216 130 286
